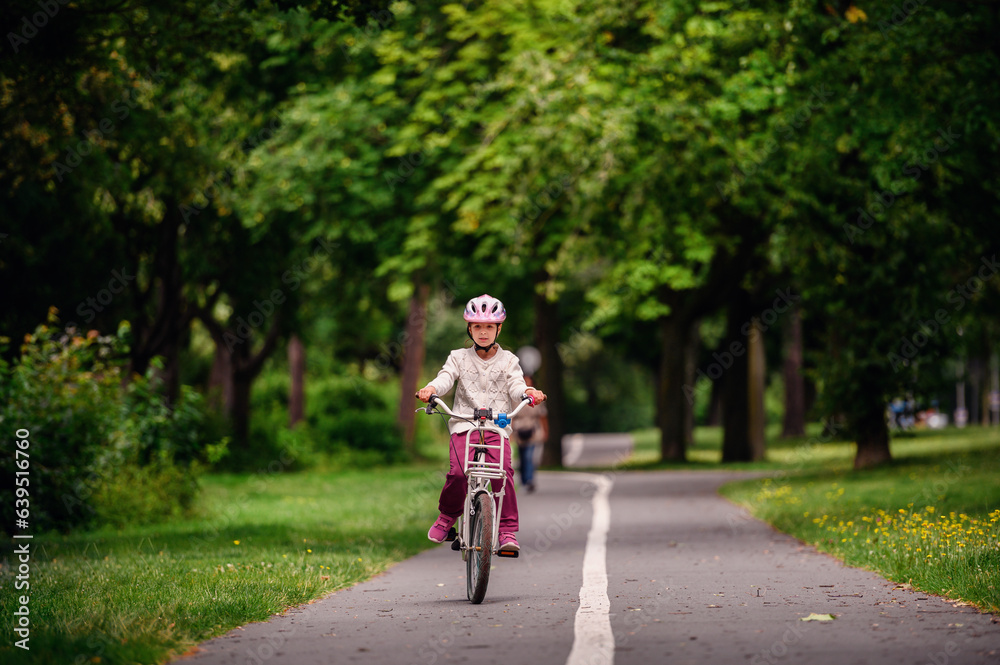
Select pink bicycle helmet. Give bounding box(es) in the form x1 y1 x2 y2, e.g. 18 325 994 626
464 294 507 323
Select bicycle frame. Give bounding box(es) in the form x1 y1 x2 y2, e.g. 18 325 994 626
420 394 533 557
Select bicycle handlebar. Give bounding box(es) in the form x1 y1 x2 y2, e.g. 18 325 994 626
417 393 534 428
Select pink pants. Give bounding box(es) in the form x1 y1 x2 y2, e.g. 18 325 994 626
438 430 519 533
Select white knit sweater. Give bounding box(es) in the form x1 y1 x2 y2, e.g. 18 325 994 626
428 346 529 435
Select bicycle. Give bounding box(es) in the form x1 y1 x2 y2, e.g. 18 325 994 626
417 392 534 604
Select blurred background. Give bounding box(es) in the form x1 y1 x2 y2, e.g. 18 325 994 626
2 0 999 533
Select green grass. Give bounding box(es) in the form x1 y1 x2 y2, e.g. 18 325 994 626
719 426 1000 614
0 465 446 665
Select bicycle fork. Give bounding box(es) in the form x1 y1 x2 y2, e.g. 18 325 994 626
455 478 493 559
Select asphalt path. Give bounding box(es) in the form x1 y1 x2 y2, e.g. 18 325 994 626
562 433 633 468
180 470 1000 665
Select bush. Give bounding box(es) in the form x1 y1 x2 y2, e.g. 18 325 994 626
239 369 407 470
222 400 318 473
323 410 406 461
564 346 655 433
0 311 226 533
307 375 406 462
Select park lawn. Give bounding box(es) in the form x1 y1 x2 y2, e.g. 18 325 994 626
0 464 446 665
720 426 1000 614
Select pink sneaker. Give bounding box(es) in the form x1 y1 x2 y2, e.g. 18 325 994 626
428 514 457 543
499 533 519 552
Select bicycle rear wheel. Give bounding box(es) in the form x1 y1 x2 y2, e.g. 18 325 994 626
466 491 494 604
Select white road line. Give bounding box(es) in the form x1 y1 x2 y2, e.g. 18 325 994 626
564 434 584 466
565 473 614 665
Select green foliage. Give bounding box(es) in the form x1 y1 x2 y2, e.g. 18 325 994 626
562 337 655 433
775 1 1000 442
3 0 1000 472
120 380 230 469
235 368 406 471
87 459 193 530
0 312 226 532
306 375 406 462
323 410 406 459
238 403 319 472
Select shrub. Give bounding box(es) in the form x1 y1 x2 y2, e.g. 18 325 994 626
221 399 318 473
565 350 655 433
323 410 406 462
239 369 407 470
307 375 406 462
0 310 226 533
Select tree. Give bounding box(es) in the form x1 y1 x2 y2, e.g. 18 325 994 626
779 0 1000 467
781 306 807 437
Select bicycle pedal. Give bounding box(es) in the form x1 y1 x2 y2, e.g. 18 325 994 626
446 527 457 541
451 539 461 551
496 549 519 558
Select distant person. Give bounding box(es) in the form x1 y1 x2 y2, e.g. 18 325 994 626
889 398 905 429
514 375 548 493
415 294 546 553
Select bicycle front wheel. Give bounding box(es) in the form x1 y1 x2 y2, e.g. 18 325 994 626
466 491 494 604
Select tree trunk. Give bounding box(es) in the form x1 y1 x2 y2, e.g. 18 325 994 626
397 282 429 453
683 321 700 446
658 315 694 462
721 356 750 461
992 352 1000 427
231 345 253 448
199 310 283 449
804 377 817 421
208 340 233 412
535 285 566 467
853 401 892 469
747 323 766 461
128 203 188 405
721 295 752 462
968 356 983 425
781 307 806 438
706 380 723 427
289 334 306 428
158 338 182 407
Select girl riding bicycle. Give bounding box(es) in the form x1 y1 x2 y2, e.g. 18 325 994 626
415 294 547 552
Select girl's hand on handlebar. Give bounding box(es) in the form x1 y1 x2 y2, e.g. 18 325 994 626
415 386 436 403
526 388 546 405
